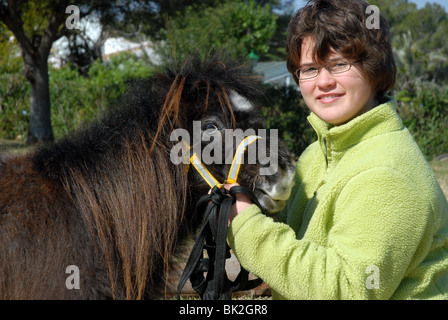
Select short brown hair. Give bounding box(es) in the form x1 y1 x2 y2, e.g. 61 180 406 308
286 0 396 100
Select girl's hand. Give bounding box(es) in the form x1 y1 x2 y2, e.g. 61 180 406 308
223 183 252 224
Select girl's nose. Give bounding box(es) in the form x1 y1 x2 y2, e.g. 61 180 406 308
316 68 336 89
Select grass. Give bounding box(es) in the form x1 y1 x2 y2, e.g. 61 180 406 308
0 139 29 154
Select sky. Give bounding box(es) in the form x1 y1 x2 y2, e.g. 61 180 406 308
293 0 447 11
410 0 447 10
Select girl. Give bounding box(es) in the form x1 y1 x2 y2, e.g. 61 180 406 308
226 0 448 299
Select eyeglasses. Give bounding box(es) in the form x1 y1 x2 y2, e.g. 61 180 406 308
295 60 361 80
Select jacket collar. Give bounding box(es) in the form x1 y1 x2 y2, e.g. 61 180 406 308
307 97 404 167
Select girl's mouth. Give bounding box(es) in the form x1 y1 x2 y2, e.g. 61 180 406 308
317 94 344 103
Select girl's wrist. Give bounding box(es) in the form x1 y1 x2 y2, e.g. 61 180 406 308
224 183 253 224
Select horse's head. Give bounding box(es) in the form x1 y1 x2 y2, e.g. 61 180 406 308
154 55 295 214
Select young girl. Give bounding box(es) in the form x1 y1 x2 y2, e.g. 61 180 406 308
226 0 448 299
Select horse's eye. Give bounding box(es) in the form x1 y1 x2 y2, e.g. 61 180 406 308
203 123 218 134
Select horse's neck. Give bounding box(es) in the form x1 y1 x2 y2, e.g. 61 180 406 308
32 105 161 181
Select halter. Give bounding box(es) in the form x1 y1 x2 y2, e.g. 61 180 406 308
177 135 264 300
189 135 261 188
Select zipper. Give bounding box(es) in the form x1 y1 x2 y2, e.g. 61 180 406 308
322 136 329 168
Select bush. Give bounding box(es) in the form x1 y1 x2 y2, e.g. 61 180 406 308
49 53 155 139
261 85 315 159
0 53 155 142
395 83 448 160
0 67 29 140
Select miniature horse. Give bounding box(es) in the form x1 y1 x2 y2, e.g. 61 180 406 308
0 55 294 299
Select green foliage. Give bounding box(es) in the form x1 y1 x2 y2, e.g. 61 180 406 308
20 1 53 40
156 0 277 64
0 53 155 141
0 25 29 140
369 0 448 84
1 0 447 161
261 86 315 159
49 53 154 139
396 85 448 160
0 24 21 74
0 69 29 140
368 0 448 158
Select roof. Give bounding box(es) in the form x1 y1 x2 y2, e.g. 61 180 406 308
253 61 296 88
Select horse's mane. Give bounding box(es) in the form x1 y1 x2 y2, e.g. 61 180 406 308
31 79 188 298
25 54 261 299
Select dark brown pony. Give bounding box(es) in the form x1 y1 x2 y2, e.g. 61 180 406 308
0 55 294 299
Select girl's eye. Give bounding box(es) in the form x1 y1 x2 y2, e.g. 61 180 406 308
302 67 317 74
334 63 348 68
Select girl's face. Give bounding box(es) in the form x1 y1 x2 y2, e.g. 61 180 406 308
298 37 377 125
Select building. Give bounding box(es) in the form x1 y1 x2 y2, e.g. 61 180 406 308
253 60 297 89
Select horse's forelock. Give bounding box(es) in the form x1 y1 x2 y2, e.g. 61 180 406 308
151 66 241 154
215 84 237 129
150 74 187 154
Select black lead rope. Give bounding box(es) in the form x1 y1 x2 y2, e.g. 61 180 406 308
177 185 263 300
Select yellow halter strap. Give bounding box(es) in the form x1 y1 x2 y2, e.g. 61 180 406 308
188 135 261 189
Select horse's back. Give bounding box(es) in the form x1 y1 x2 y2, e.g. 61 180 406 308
0 153 111 299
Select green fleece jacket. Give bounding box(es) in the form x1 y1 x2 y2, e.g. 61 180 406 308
228 98 448 300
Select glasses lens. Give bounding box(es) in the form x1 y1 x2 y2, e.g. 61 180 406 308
296 61 359 80
297 68 318 80
330 63 350 74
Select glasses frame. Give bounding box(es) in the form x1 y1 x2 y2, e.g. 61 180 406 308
295 60 362 81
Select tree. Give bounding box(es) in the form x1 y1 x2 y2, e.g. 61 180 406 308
367 0 448 87
155 0 277 65
0 0 213 144
0 0 70 143
0 0 306 145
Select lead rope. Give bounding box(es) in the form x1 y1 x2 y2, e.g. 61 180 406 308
177 135 263 300
177 185 264 300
